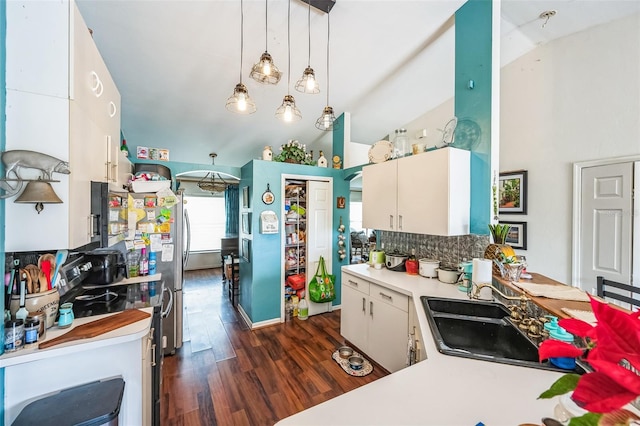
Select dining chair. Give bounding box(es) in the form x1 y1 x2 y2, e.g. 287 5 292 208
596 276 640 308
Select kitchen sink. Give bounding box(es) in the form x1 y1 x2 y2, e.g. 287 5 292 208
425 297 511 319
421 296 588 374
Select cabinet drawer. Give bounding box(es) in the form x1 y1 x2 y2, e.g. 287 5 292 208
370 283 408 312
342 273 369 295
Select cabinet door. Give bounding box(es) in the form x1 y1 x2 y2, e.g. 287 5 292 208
306 180 333 316
362 161 398 231
397 148 470 236
368 298 409 373
340 274 369 352
6 0 69 98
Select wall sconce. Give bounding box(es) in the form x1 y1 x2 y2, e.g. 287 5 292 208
14 179 63 213
0 150 70 213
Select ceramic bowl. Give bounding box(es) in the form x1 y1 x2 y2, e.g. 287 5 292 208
348 355 364 370
10 288 59 329
338 346 353 359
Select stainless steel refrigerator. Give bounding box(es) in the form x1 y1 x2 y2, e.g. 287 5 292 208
120 190 187 355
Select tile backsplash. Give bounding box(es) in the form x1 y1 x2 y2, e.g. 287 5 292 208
379 232 490 267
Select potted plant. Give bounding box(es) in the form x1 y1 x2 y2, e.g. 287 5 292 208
273 140 315 165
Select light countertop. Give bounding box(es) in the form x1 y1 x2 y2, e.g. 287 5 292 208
0 307 153 368
276 264 564 426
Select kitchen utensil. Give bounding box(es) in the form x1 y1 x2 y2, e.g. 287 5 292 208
24 264 40 293
418 258 440 278
385 251 408 272
436 267 462 284
39 309 151 349
16 277 28 321
51 249 68 288
40 260 52 290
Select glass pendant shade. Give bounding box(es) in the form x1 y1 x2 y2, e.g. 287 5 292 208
276 94 302 123
295 66 320 94
315 106 336 131
250 51 282 84
226 83 256 114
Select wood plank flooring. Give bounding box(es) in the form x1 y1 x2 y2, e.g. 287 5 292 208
161 268 388 425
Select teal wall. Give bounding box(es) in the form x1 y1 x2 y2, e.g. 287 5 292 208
239 160 348 324
1 0 6 420
454 0 493 235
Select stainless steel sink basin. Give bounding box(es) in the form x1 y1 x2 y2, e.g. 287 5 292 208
421 296 587 374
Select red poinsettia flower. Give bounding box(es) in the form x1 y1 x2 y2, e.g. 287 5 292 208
538 339 584 362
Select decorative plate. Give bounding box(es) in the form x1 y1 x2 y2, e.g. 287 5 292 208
262 184 274 205
368 140 394 164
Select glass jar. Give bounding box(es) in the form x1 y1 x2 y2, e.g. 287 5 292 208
393 128 409 159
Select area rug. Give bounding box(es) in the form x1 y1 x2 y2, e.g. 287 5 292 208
331 350 374 377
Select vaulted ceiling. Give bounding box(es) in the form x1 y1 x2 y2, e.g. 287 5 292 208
76 0 640 168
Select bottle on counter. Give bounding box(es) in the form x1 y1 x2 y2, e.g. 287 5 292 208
139 248 149 276
298 298 309 320
127 250 140 278
148 251 157 275
121 138 130 157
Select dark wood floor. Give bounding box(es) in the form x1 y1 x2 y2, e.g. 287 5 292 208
161 268 388 425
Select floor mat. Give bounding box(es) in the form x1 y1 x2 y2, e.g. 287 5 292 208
331 349 374 377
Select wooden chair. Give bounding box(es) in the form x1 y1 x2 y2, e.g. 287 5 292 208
596 276 640 308
228 253 240 308
350 232 366 263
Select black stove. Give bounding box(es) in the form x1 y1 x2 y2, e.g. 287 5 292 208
71 286 128 318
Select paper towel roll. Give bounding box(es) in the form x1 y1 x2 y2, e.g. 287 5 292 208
472 258 493 300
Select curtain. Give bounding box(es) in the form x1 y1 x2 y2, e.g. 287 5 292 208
225 185 239 235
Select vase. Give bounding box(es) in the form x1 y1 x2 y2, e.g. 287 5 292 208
484 243 516 276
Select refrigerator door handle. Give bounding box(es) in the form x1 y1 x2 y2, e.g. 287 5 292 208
184 208 191 270
162 285 173 318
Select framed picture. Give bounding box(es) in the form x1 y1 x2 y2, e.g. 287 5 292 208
242 212 251 235
499 170 528 214
241 238 251 262
501 221 527 250
242 186 250 209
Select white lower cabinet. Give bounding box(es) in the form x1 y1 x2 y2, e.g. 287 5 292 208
408 298 427 363
341 272 409 372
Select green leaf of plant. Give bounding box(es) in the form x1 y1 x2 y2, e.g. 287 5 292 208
538 374 581 399
567 412 601 426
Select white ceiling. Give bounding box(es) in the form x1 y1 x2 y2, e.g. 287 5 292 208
76 0 640 168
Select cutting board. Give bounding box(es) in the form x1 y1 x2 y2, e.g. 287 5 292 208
39 309 151 350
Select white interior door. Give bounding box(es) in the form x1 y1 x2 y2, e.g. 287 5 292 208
579 162 634 295
306 179 333 316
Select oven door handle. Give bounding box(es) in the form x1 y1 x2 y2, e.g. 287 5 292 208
161 285 173 318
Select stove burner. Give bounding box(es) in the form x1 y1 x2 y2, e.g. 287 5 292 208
72 286 128 318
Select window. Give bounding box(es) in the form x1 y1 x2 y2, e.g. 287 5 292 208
184 196 226 251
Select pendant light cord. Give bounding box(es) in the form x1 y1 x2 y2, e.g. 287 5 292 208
240 0 244 83
307 0 311 66
326 13 330 105
264 0 268 51
287 0 291 94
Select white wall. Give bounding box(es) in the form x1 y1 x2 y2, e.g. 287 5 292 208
500 13 640 283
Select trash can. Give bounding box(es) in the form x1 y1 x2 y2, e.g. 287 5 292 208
13 378 125 426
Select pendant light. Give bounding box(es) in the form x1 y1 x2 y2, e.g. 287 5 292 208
315 12 337 130
275 0 302 123
226 0 256 114
295 0 320 94
250 0 281 85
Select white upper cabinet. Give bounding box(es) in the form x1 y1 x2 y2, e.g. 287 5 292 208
5 0 122 251
362 147 470 236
